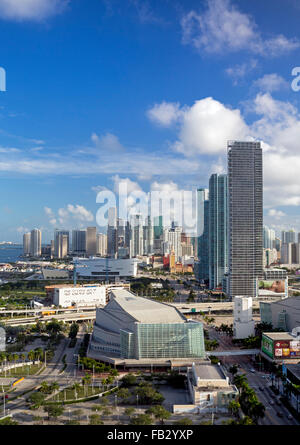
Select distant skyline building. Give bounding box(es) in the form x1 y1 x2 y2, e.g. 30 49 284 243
208 174 228 290
86 226 97 257
97 233 107 256
263 226 276 250
129 214 144 257
107 207 117 257
72 229 87 255
54 229 70 259
153 215 163 239
163 226 182 262
23 232 31 256
228 141 263 298
30 228 41 257
281 230 296 244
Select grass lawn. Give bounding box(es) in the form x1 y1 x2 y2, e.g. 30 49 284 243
51 385 104 402
0 363 43 378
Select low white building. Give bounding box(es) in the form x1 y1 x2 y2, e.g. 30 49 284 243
183 362 238 414
53 285 106 307
73 257 138 281
233 296 255 339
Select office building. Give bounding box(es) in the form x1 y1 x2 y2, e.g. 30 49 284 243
282 230 296 244
88 289 206 366
30 229 41 257
86 227 97 257
228 141 263 298
72 229 86 255
208 174 228 290
129 214 144 257
154 215 163 239
107 207 118 257
195 188 209 282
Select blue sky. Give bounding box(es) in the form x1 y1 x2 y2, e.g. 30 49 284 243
1 0 300 242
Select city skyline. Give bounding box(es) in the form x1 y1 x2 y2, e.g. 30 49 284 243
0 0 300 241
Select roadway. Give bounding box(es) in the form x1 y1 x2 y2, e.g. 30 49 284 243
1 326 86 420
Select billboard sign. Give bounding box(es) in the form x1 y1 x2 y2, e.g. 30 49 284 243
268 339 300 359
262 335 273 358
257 280 287 297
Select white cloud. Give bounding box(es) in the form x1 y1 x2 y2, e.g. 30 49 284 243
252 73 289 92
268 208 286 219
170 97 250 156
150 181 179 193
225 59 258 85
45 204 93 228
0 0 69 22
147 102 182 127
112 175 142 195
181 0 299 57
91 132 124 152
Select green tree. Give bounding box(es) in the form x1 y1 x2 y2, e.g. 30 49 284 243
28 392 45 409
146 405 171 424
228 400 240 418
124 407 135 417
44 404 64 421
121 373 137 387
129 414 153 425
89 414 104 425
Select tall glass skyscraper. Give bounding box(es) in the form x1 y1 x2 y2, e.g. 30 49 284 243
228 141 263 298
195 188 209 282
209 174 228 290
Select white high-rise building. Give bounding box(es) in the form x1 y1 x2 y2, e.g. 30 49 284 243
54 230 70 259
163 226 182 262
97 233 107 256
233 296 255 339
23 232 31 255
263 226 276 250
281 243 293 264
30 229 41 257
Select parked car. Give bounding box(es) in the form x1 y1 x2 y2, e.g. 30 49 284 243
250 368 256 373
288 414 293 420
259 386 264 391
270 400 275 405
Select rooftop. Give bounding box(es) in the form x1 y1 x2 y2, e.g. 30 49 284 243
193 363 225 380
109 289 187 324
272 296 300 310
263 332 295 340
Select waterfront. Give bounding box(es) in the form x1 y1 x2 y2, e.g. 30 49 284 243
0 245 22 263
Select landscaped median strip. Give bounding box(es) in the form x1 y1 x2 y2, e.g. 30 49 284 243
43 386 119 406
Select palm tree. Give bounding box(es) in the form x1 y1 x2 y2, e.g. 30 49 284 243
233 374 247 394
228 400 240 419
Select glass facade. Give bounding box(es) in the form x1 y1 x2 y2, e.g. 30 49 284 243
209 174 228 290
119 322 205 359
